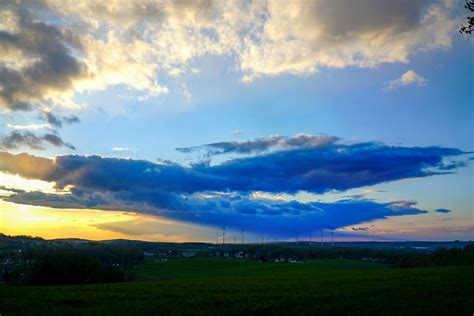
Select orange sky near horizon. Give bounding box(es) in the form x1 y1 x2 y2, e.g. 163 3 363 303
1 199 471 242
0 200 196 242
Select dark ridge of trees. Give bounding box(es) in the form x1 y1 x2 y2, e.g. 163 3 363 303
2 243 144 285
7 248 137 285
460 0 474 34
216 243 417 264
395 244 474 268
26 249 126 285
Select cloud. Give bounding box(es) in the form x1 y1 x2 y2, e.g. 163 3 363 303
0 131 75 150
232 129 242 136
385 70 428 90
62 114 80 124
239 0 457 81
43 111 80 128
0 0 460 111
0 139 468 194
42 134 75 150
0 185 25 194
435 208 451 213
351 227 369 231
176 134 339 157
112 147 134 153
44 112 63 128
0 2 89 111
0 134 470 235
7 123 51 130
0 151 53 180
5 189 430 236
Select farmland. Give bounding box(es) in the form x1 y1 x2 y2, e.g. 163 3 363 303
1 258 473 315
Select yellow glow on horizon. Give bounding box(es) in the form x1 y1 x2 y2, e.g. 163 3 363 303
0 200 199 242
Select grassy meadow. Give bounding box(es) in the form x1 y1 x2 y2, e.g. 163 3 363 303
1 258 473 315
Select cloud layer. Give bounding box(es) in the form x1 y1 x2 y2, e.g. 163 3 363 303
0 135 469 236
0 0 460 111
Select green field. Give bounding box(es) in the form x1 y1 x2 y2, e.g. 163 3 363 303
1 259 473 315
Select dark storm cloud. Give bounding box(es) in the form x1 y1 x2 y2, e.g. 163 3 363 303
0 136 469 235
176 134 339 156
0 2 88 111
0 131 75 150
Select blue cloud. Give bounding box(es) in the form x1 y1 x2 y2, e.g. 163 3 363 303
434 208 451 213
176 134 339 157
5 141 465 194
0 135 470 235
5 190 429 236
43 112 81 128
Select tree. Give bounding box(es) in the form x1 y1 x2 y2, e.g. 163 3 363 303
460 0 474 34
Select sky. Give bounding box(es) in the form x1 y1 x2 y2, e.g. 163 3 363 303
0 0 473 242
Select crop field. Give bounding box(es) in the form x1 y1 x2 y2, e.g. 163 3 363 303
1 259 473 315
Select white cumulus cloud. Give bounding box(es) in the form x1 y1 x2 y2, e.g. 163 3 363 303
385 70 428 90
0 0 460 111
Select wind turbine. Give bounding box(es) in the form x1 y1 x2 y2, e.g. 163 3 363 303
240 228 244 244
222 226 226 245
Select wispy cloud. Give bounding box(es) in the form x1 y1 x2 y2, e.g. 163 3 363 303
112 147 135 153
43 111 80 128
176 134 339 157
7 123 51 130
0 131 75 150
